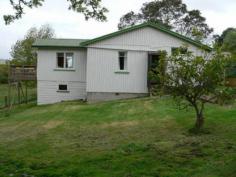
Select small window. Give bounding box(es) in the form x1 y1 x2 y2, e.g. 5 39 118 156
171 47 188 55
119 51 128 70
57 53 74 68
58 84 67 91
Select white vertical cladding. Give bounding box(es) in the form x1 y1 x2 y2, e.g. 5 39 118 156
37 49 87 104
86 48 148 93
89 27 202 55
86 26 205 94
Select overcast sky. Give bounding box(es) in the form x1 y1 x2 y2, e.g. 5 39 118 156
0 0 236 59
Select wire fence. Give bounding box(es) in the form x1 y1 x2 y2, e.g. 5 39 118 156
0 84 37 109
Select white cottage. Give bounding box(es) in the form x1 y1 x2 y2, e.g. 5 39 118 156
33 22 211 105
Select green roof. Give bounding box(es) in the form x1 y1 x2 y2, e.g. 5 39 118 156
32 38 89 48
80 22 212 50
33 23 212 51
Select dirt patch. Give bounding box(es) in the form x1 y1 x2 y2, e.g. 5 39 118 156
0 121 29 132
43 120 64 129
100 120 139 128
143 100 154 111
64 105 83 111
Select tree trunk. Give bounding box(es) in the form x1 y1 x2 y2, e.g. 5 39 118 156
192 102 205 131
195 112 204 130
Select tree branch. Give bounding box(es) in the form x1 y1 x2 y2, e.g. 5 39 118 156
4 0 108 25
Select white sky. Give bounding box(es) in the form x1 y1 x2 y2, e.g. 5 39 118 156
0 0 236 59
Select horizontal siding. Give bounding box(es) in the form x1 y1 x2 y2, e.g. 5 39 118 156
37 49 87 82
86 48 148 93
37 81 86 105
89 27 203 55
37 49 87 104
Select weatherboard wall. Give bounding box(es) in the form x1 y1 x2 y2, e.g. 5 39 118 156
86 26 203 94
37 49 87 105
88 27 203 55
86 48 148 93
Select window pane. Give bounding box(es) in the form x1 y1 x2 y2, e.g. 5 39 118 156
119 57 125 70
171 48 178 55
171 47 188 55
119 51 127 70
119 52 125 57
180 48 188 54
66 53 73 68
59 84 67 91
124 56 128 70
57 53 64 68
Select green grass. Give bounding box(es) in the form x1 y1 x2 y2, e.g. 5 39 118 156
0 83 36 108
0 97 235 177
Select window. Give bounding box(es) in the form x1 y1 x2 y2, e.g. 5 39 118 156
58 84 67 91
118 51 128 70
171 47 188 55
57 53 74 68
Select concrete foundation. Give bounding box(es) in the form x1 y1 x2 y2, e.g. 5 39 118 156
87 92 148 103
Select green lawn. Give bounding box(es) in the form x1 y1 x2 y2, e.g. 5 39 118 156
0 83 36 108
0 97 235 177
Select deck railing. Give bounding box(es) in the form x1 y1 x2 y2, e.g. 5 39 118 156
9 65 37 82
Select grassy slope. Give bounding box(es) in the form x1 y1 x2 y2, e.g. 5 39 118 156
0 98 235 177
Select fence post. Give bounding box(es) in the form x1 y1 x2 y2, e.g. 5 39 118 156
4 96 8 107
25 81 28 104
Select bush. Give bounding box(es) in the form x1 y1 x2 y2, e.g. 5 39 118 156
0 64 8 84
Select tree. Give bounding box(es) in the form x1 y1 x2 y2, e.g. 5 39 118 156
4 0 108 25
213 28 236 81
214 28 236 48
118 0 213 41
118 11 142 30
10 24 55 65
222 30 236 55
152 48 232 131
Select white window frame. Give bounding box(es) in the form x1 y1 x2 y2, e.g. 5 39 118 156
118 51 128 71
56 52 74 69
57 84 70 93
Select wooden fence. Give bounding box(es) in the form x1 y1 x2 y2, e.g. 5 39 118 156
0 65 37 109
9 65 36 82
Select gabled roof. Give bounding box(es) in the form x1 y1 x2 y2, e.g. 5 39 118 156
33 23 212 51
32 38 89 48
80 22 212 51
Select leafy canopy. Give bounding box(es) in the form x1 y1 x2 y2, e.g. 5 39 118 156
118 0 213 41
222 30 236 55
152 48 234 130
214 28 236 48
4 0 108 25
10 24 55 65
